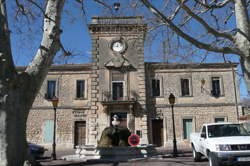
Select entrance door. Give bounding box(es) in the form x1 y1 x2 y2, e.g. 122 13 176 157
183 119 193 140
74 121 86 146
152 119 163 146
110 112 127 127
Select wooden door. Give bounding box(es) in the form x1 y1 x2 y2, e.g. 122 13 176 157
152 119 163 146
74 121 86 146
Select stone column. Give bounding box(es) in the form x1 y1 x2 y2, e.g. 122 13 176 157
88 35 99 145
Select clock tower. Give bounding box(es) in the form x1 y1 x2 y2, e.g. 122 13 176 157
88 16 149 145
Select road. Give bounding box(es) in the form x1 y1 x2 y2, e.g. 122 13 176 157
40 153 210 166
83 155 209 166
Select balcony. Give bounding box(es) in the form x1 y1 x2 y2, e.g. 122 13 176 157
101 91 137 113
101 91 136 104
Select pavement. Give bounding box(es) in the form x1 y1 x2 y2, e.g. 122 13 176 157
37 145 192 166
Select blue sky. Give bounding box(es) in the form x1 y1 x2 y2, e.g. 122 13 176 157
7 0 249 98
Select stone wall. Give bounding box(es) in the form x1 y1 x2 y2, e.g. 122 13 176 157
26 66 91 149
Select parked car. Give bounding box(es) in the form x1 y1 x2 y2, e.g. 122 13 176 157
28 143 47 159
190 122 250 166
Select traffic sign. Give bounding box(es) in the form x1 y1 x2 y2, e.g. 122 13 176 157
128 134 140 146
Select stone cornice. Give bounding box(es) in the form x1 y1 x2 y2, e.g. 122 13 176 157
30 106 90 110
145 62 238 70
88 24 147 34
16 64 92 72
155 103 241 108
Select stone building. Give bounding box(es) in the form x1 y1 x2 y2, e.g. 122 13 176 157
26 16 241 149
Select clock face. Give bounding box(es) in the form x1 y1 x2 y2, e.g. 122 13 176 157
112 41 124 52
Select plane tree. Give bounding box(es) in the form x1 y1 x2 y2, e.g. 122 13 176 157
139 0 250 94
0 0 66 165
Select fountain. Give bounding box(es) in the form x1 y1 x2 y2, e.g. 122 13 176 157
62 115 156 161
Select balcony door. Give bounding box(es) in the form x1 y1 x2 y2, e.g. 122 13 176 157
112 81 124 100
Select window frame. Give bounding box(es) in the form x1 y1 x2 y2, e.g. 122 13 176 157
180 78 192 97
151 79 160 97
214 117 228 123
210 76 224 97
46 80 57 100
151 76 163 98
76 80 86 100
112 81 125 101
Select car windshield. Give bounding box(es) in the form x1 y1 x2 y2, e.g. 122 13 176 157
207 124 250 138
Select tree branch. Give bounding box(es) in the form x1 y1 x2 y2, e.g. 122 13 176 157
194 0 233 9
168 5 181 20
0 0 16 79
25 0 65 84
140 0 240 55
176 0 234 41
93 0 113 14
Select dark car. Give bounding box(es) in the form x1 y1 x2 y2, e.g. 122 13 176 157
28 143 47 159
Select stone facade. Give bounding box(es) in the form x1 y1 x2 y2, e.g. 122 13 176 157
26 17 241 149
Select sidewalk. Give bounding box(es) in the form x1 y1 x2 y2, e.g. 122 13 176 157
38 145 192 166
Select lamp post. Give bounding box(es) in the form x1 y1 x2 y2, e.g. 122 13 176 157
51 96 59 160
169 93 177 157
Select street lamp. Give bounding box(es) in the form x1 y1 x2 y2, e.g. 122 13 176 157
168 93 178 157
51 96 59 160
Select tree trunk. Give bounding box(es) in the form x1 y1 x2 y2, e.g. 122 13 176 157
0 0 65 165
234 0 250 94
240 57 250 94
0 86 29 165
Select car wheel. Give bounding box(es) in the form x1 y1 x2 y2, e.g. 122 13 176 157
208 152 219 166
192 146 201 162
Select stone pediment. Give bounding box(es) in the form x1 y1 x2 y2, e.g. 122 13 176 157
105 57 132 69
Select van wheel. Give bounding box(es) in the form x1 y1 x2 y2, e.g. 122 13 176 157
208 152 219 166
192 146 201 162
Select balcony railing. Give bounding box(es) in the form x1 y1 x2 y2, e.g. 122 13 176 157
102 91 137 102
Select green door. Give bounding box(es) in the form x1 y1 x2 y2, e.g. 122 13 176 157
43 120 54 143
183 119 193 140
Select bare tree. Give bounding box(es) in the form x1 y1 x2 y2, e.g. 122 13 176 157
0 0 65 165
139 0 250 94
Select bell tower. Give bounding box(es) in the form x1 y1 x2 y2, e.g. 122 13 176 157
88 16 149 145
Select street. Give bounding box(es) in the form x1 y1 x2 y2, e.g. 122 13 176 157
39 152 210 166
82 156 209 166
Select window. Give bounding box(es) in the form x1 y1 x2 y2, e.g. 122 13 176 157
112 82 123 100
152 79 160 97
201 126 207 138
181 79 190 96
211 77 221 97
111 71 125 101
76 80 85 99
46 80 56 99
215 117 225 123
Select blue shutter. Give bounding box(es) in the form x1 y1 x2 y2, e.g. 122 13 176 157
43 120 54 143
183 119 193 140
